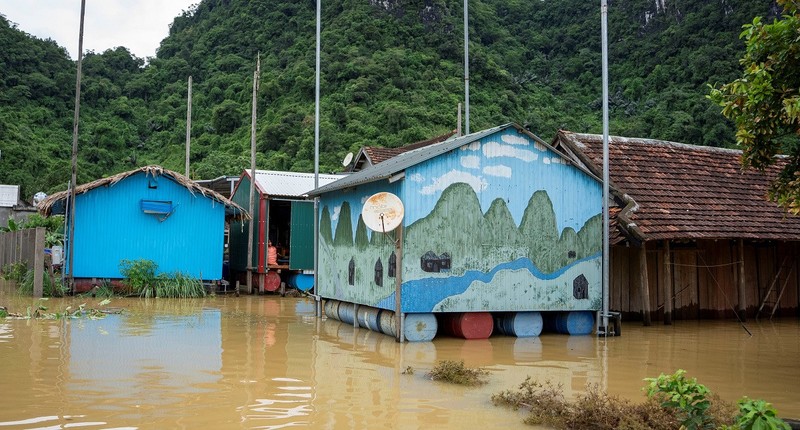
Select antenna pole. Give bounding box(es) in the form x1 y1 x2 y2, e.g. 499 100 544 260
67 0 86 287
463 0 470 135
600 0 610 336
185 75 192 177
457 103 462 137
313 0 322 317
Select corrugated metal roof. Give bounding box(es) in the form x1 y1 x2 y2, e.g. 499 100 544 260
250 170 346 197
0 185 19 207
309 124 537 196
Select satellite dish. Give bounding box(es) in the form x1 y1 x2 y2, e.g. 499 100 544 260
342 152 354 167
33 192 47 205
361 192 404 232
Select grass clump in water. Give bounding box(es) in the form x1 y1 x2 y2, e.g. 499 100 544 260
427 360 489 386
120 259 206 298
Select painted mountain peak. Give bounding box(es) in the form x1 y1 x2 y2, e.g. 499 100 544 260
404 182 600 279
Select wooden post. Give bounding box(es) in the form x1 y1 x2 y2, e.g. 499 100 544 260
639 244 651 326
663 240 673 325
33 227 45 298
738 239 747 321
246 57 260 295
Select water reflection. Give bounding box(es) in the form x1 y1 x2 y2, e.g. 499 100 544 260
0 289 798 429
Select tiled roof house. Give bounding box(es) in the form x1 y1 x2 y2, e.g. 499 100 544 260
555 131 800 323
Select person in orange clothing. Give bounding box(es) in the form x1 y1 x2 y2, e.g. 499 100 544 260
267 240 278 266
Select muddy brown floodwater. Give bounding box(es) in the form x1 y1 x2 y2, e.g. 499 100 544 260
0 285 798 429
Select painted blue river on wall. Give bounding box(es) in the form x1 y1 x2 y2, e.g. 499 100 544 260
376 253 601 313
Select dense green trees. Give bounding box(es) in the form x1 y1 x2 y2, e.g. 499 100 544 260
0 0 778 201
710 0 800 213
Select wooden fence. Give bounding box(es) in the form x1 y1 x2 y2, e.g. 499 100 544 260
0 227 45 297
610 239 800 322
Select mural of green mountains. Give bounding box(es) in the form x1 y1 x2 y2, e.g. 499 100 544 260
404 182 600 278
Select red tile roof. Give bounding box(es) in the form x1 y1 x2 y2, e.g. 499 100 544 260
352 130 457 171
556 131 800 242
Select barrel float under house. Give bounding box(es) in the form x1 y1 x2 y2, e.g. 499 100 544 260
309 124 603 341
555 131 800 324
228 170 344 293
38 165 247 292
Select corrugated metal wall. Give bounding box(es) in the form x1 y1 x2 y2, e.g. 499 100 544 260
289 201 314 270
229 175 261 272
318 127 603 314
71 172 225 279
318 181 400 309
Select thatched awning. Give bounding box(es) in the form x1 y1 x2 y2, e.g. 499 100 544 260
38 165 250 221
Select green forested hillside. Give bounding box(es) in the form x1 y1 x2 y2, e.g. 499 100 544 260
0 0 778 199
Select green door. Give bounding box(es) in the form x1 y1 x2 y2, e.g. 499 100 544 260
289 201 314 270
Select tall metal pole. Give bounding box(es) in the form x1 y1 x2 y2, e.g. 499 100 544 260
463 0 470 135
313 0 322 317
246 56 260 294
67 0 86 286
600 0 610 335
185 76 192 177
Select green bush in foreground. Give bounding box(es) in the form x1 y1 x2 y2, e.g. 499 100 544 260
493 370 790 429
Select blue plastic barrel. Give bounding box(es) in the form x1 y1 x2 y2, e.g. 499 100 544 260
403 313 438 342
496 312 543 337
548 311 594 335
294 274 314 292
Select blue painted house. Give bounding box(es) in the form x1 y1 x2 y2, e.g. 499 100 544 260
309 124 603 340
39 166 247 285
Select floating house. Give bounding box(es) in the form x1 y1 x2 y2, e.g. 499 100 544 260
228 170 344 293
555 131 800 323
38 166 246 290
309 124 603 341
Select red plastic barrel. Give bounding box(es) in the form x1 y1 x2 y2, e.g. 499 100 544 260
263 272 281 292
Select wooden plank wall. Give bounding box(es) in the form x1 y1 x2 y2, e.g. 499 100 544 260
610 240 800 321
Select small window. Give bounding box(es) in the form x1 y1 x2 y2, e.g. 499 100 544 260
141 200 175 221
141 200 173 214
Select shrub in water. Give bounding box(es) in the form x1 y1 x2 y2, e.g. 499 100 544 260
119 259 157 296
644 369 715 430
731 398 791 430
427 360 489 386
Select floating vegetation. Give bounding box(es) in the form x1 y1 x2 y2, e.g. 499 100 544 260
493 371 790 430
1 299 118 320
402 366 414 375
427 360 489 386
